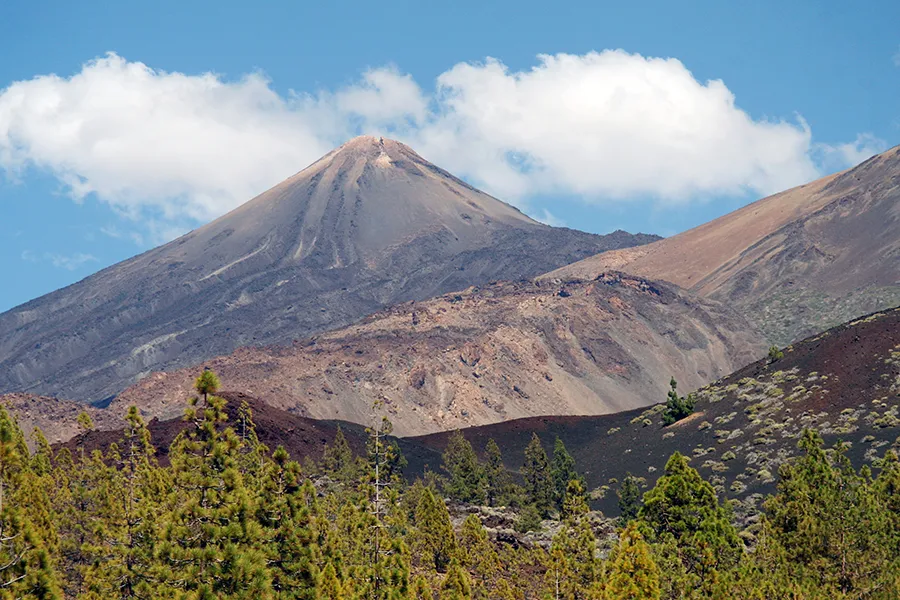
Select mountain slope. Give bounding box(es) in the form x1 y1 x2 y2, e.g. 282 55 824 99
545 146 900 344
0 136 657 404
413 304 900 514
0 393 118 446
108 273 765 436
56 392 443 474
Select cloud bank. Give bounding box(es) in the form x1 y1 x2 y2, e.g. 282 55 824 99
0 51 884 241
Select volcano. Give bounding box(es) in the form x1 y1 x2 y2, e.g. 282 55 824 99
0 136 658 404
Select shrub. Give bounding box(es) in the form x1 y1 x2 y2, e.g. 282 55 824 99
767 346 784 363
514 504 543 533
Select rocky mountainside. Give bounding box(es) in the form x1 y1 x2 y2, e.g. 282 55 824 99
0 136 658 404
0 393 118 446
413 304 900 514
546 146 900 345
108 272 765 436
53 302 900 517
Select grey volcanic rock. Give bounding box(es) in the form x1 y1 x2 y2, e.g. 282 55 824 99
0 136 658 404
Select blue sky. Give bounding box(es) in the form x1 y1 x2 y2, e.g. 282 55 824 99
1 0 899 313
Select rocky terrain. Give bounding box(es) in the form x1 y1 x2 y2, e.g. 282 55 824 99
546 145 900 345
106 272 764 436
0 393 118 447
55 301 900 520
413 304 900 514
0 136 658 405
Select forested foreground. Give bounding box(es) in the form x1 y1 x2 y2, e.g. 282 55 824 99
2 373 900 599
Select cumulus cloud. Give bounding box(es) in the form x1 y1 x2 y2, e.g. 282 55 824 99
410 52 822 201
0 50 881 243
0 53 422 235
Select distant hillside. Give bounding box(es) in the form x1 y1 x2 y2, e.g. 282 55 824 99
108 273 764 436
0 393 119 447
57 392 443 475
412 305 900 514
51 304 900 517
0 136 657 405
545 146 900 345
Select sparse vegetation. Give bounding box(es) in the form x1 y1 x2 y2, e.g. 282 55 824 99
662 377 695 426
767 345 784 363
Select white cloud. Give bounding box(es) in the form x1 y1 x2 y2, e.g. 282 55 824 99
814 133 889 173
0 50 882 244
409 52 820 201
21 250 98 270
0 53 424 238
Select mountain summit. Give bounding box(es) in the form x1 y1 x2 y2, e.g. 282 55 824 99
0 136 659 404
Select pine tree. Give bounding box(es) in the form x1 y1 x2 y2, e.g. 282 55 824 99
81 406 166 599
257 446 318 599
442 431 485 504
53 447 111 597
617 474 642 526
457 515 499 598
411 574 434 600
639 452 741 594
316 562 346 600
546 480 596 599
764 430 895 596
321 426 358 484
411 488 456 573
360 407 411 600
483 439 513 507
661 378 694 426
0 407 63 599
522 434 553 516
605 522 660 600
236 400 269 486
560 478 589 521
156 373 273 598
29 428 52 477
551 438 583 511
440 560 472 600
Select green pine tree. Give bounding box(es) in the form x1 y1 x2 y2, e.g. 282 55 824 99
483 439 514 507
522 434 554 516
440 560 472 600
617 474 642 527
442 431 485 504
551 438 583 511
457 515 499 598
81 406 167 599
638 452 741 594
411 488 457 573
661 378 694 426
156 373 274 598
321 426 358 484
605 522 660 600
